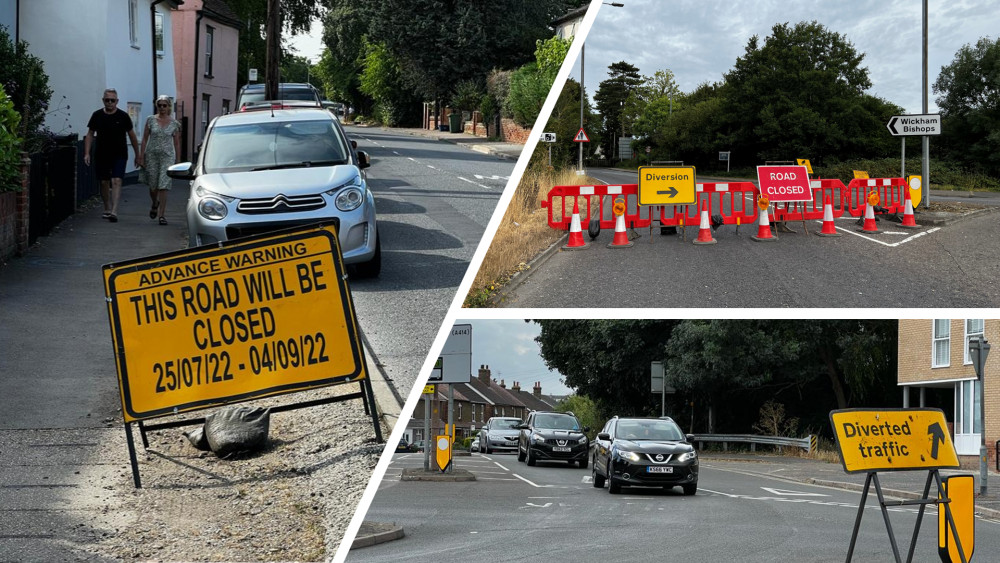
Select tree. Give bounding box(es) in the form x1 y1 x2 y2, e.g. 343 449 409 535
555 394 602 438
0 26 51 151
534 77 600 167
593 61 642 161
934 37 1000 176
721 21 897 165
533 320 679 417
227 0 326 92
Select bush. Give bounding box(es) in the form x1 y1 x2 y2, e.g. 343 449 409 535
450 79 483 115
0 27 52 153
0 85 22 192
508 62 551 127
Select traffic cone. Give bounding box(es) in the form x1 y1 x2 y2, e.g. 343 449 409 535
858 202 879 233
751 204 777 242
693 200 717 245
816 195 842 237
900 188 918 228
562 197 589 250
607 213 634 248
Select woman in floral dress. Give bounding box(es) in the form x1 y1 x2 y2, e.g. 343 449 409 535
138 95 181 225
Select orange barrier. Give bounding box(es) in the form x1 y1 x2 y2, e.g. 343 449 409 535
844 177 907 217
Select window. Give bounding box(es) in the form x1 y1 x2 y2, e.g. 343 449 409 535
222 99 230 115
154 11 164 54
954 380 982 455
932 320 950 368
204 26 215 77
201 94 210 138
964 319 985 364
128 0 140 47
457 403 463 420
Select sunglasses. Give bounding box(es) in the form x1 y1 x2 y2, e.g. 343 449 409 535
156 103 170 108
103 98 118 103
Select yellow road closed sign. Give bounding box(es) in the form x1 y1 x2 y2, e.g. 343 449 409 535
638 166 697 206
103 225 366 422
829 408 959 473
938 474 975 563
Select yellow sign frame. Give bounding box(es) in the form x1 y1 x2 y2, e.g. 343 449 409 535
830 408 959 474
103 224 367 422
638 166 697 206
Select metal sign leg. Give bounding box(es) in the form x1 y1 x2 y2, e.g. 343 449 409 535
124 422 142 489
872 473 904 563
846 472 874 562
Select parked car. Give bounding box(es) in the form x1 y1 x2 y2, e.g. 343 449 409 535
469 433 481 453
516 411 589 468
395 438 410 453
167 108 381 277
480 416 522 454
591 416 698 495
236 82 322 111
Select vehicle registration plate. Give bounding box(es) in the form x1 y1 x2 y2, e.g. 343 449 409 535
648 466 673 474
552 446 571 452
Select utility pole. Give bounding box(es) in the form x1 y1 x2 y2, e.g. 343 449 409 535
265 0 281 100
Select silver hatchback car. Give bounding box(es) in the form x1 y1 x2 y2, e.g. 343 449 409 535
168 108 380 277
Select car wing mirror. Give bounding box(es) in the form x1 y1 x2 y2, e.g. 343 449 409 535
517 423 529 430
583 426 591 433
685 434 695 443
597 432 611 441
166 162 195 179
356 150 371 170
350 139 358 150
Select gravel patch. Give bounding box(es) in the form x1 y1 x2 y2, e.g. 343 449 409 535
82 385 387 562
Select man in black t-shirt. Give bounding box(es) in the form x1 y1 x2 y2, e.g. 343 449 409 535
84 88 140 222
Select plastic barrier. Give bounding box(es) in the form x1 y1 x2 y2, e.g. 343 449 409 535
542 177 908 238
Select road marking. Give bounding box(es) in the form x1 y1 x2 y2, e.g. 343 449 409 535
392 151 400 155
493 461 510 471
760 487 829 497
512 473 550 488
427 165 437 170
476 477 520 481
408 157 418 162
701 487 920 514
474 174 510 181
524 502 552 508
582 476 593 484
458 176 492 190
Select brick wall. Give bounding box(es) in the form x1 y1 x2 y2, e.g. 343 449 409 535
500 118 531 144
0 156 31 261
898 319 999 469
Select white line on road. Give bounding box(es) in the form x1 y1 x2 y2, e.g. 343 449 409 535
458 176 492 190
493 461 511 471
392 151 400 155
512 474 551 488
760 487 829 497
408 157 418 162
427 165 437 170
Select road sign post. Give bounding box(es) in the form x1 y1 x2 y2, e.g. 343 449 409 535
424 324 472 473
969 336 990 495
886 113 941 210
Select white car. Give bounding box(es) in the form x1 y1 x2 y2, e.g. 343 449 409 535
481 417 522 454
168 108 380 277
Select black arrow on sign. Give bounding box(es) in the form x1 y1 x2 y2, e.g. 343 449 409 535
887 117 899 135
928 422 946 459
656 187 679 198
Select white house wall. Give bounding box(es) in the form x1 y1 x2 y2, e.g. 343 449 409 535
20 0 177 173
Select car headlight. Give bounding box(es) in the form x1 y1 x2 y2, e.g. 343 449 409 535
197 197 228 220
577 437 588 445
677 451 697 463
530 433 545 444
327 175 365 212
616 449 641 463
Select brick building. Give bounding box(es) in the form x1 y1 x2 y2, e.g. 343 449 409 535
898 319 998 468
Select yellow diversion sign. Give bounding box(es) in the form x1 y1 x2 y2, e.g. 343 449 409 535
830 408 960 474
103 225 366 422
638 166 697 206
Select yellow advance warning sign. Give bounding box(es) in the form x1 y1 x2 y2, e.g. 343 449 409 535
829 408 959 474
103 225 366 422
638 166 697 206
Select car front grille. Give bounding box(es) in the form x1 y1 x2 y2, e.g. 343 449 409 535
226 217 339 240
543 439 583 447
644 453 674 463
237 194 326 214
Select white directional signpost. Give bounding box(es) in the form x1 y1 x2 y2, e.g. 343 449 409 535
886 114 941 208
424 324 472 472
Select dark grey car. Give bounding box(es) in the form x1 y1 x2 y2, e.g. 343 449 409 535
517 411 589 468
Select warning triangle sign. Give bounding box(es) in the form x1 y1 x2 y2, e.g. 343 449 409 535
573 128 590 142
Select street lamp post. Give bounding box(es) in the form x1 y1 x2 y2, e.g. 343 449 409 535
970 335 991 495
580 2 625 173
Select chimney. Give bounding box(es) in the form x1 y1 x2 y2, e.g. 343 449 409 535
533 381 542 398
499 379 506 389
478 364 491 385
512 381 521 392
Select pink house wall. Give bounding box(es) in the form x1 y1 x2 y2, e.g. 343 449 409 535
172 0 239 159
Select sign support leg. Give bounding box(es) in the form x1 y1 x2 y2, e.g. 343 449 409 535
124 422 142 489
362 377 382 442
138 419 149 449
904 470 937 562
872 473 904 563
846 472 873 562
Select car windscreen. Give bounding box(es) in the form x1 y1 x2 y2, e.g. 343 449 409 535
534 414 580 431
240 88 317 107
202 119 349 173
615 420 684 441
493 419 521 430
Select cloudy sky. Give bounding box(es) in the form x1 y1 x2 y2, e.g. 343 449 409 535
572 0 999 114
453 319 573 396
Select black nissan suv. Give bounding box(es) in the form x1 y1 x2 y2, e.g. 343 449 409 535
516 411 589 468
591 416 698 495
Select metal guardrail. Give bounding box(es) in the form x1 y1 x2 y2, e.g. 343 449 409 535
693 433 816 453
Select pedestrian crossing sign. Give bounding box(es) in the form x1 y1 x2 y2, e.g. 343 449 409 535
573 128 590 143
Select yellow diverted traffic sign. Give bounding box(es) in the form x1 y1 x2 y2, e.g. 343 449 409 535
830 408 959 474
638 166 697 206
103 225 366 422
796 159 813 174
